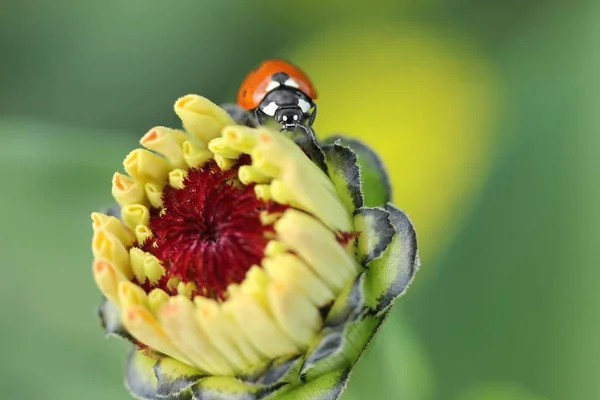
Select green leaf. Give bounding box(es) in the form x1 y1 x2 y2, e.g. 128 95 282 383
276 369 351 400
154 357 204 399
321 142 363 214
353 207 395 267
322 135 391 207
364 204 419 315
125 348 160 400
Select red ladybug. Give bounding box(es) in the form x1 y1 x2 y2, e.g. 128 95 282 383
237 59 318 132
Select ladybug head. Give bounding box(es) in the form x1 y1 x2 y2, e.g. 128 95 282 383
274 106 304 131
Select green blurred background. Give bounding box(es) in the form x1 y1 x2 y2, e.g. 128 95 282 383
1 1 597 399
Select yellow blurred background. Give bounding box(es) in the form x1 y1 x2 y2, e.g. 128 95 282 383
0 1 598 399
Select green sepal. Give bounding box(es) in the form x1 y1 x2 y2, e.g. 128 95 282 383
154 356 205 399
353 207 395 267
275 369 351 400
322 135 391 207
98 297 134 342
364 204 419 315
190 376 286 400
125 348 160 400
301 273 388 383
301 311 384 383
292 127 328 173
324 273 365 327
239 355 303 388
321 141 363 214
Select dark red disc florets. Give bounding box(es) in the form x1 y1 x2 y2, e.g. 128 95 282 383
140 159 287 300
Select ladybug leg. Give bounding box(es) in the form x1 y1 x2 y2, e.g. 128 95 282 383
306 103 318 127
253 108 268 128
220 103 250 125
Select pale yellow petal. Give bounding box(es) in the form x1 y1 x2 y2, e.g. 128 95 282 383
91 212 134 247
112 172 146 207
182 140 213 169
140 127 188 169
267 281 321 347
144 254 166 285
129 247 147 283
254 184 272 201
168 169 187 189
124 148 170 184
118 281 149 309
134 225 153 246
148 288 169 316
93 258 127 306
121 204 150 232
262 253 335 306
275 209 357 292
174 95 235 143
222 125 259 153
251 131 351 231
238 165 270 185
122 304 193 365
92 230 133 279
264 240 289 257
214 154 236 171
208 137 242 159
144 182 164 208
222 292 298 359
194 297 259 372
159 296 234 375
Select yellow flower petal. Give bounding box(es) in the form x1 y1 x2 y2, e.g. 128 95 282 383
129 247 147 283
182 140 213 169
238 165 270 185
122 304 192 365
92 230 133 279
222 125 259 153
208 137 242 159
275 209 357 292
174 95 235 143
148 288 169 316
121 204 150 232
112 172 146 207
223 292 298 359
143 254 166 285
194 297 261 372
124 148 171 185
262 253 335 307
168 168 187 189
140 127 188 169
118 281 149 309
91 212 134 247
267 281 321 347
144 182 164 208
159 296 234 375
93 258 127 306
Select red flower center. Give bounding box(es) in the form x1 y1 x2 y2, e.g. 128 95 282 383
139 158 287 300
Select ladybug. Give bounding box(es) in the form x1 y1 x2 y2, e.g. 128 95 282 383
237 59 318 132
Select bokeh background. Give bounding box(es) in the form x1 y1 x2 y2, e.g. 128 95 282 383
1 1 597 399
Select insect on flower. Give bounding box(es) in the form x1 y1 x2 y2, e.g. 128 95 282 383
92 81 419 399
237 59 318 133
